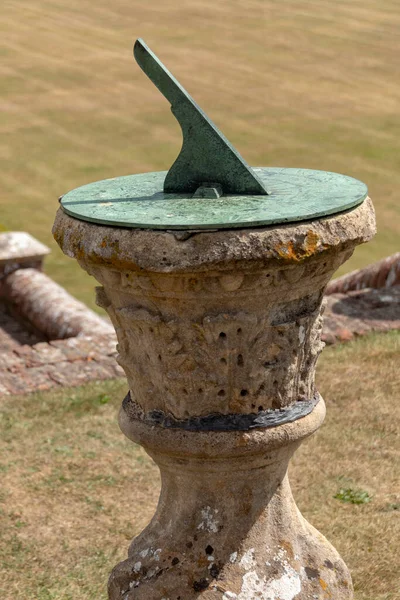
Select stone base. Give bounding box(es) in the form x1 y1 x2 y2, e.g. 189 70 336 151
108 397 352 599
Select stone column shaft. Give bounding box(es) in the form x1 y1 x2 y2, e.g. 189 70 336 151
53 196 375 599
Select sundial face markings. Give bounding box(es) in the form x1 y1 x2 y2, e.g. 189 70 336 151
60 168 367 230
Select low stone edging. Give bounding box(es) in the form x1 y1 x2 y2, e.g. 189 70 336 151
322 285 400 344
1 267 114 339
323 252 400 344
326 252 400 294
0 231 121 396
0 333 123 396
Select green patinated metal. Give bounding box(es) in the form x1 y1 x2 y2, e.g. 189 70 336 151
60 168 367 230
134 39 268 196
60 39 368 230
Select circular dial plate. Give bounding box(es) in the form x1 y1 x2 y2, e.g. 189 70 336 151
60 167 367 230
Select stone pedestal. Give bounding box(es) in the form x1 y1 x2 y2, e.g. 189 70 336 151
53 196 375 599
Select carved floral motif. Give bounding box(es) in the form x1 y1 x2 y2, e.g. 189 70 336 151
99 287 323 419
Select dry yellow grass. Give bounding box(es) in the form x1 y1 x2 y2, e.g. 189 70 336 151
0 331 399 599
0 2 399 597
1 0 400 309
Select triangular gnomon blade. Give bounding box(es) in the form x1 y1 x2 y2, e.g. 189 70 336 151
134 39 268 196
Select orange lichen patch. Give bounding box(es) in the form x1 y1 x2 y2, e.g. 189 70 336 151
52 225 64 249
55 225 144 273
274 230 322 263
319 578 332 597
274 240 298 261
75 243 86 261
305 230 320 254
320 578 328 590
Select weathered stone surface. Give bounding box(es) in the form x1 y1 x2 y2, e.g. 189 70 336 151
48 360 116 387
0 350 24 372
53 197 375 274
0 370 32 395
53 199 375 419
14 365 55 393
53 196 376 599
326 251 400 294
13 344 44 367
0 299 46 350
0 315 122 396
0 231 50 266
0 231 49 284
111 396 352 599
1 268 113 340
0 231 122 397
30 342 66 365
322 285 400 344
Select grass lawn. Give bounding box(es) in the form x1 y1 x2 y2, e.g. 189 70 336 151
1 0 400 311
1 1 399 597
0 331 399 599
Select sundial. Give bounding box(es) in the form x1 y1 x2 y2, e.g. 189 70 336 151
60 39 367 230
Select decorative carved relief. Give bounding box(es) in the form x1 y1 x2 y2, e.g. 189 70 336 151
102 295 324 419
86 251 345 302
